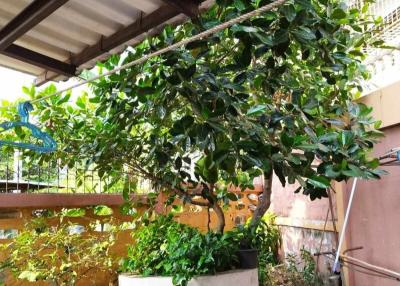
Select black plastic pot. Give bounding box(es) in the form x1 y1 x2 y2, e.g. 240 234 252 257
237 249 258 269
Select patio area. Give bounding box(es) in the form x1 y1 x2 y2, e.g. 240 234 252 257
0 0 399 285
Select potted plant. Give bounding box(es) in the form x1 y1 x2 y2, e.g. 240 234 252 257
233 213 280 273
119 215 260 286
236 226 260 269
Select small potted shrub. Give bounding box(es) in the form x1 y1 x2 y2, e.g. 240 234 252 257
232 213 280 283
236 225 259 269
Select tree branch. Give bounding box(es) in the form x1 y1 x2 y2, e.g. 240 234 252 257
126 161 212 207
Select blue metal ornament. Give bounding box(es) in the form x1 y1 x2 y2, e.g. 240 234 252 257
0 101 57 153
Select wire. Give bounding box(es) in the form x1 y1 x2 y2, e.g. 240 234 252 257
315 206 329 274
28 0 287 105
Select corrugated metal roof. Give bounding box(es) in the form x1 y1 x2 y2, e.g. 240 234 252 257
0 0 212 85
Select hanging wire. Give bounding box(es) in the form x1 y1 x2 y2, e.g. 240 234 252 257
23 0 287 106
315 207 330 274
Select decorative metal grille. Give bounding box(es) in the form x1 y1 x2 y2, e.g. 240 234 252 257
349 0 400 90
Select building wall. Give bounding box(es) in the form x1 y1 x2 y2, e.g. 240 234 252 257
337 126 400 286
337 124 400 285
268 81 400 284
334 82 400 286
270 176 338 280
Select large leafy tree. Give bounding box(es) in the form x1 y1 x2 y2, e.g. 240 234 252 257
22 0 384 232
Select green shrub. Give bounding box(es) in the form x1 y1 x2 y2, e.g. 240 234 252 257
121 214 281 286
0 217 118 286
121 215 239 286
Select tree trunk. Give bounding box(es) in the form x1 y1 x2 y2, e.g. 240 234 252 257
206 184 225 233
250 171 273 226
212 201 225 233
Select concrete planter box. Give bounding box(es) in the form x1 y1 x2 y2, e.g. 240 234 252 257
119 269 258 286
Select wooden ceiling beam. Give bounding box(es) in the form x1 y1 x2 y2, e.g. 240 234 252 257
159 0 200 18
2 44 76 76
0 0 69 51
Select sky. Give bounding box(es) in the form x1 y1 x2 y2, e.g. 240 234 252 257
0 66 89 105
0 66 34 101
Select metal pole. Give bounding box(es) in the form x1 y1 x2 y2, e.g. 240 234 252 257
333 178 358 273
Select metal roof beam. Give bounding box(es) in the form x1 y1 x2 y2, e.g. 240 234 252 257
71 5 181 66
159 0 200 18
2 44 76 76
0 0 69 51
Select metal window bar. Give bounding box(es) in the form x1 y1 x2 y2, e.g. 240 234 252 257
16 152 19 193
47 163 50 193
57 160 60 191
0 153 152 194
27 165 30 193
66 167 69 193
75 163 77 193
38 166 41 192
6 152 9 193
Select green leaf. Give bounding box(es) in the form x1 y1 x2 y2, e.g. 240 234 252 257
233 0 246 11
308 175 330 189
342 164 364 178
247 105 266 116
76 97 86 109
292 27 316 43
281 133 294 147
331 8 347 19
236 46 252 67
282 5 296 22
273 29 289 45
57 93 71 105
341 131 354 146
